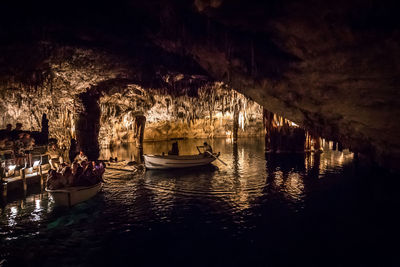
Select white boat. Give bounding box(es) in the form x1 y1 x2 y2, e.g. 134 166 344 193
46 182 102 207
143 152 220 170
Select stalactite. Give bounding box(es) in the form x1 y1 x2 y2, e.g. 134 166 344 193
233 104 239 143
133 115 146 148
338 142 343 151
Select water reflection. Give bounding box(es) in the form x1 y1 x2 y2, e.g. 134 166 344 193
1 139 355 229
1 137 364 266
264 153 306 202
8 206 17 227
100 144 143 163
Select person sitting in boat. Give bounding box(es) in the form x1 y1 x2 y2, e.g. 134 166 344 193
71 161 79 175
56 162 67 173
80 161 99 186
71 163 86 186
72 160 96 186
203 142 213 154
92 161 105 182
168 141 179 155
74 150 88 164
84 161 103 184
46 169 68 190
72 164 84 185
46 143 64 170
55 164 72 186
61 165 74 186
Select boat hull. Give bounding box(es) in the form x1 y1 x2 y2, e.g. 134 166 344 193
46 183 102 207
144 153 218 169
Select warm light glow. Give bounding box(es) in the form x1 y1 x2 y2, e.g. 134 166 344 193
239 112 245 130
338 152 344 165
35 199 41 210
123 114 132 128
284 172 304 201
29 198 42 222
8 206 18 227
33 160 40 168
11 206 17 215
8 165 16 171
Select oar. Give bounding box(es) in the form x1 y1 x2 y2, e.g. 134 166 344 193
205 151 227 166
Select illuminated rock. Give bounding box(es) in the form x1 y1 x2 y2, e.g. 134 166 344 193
0 0 399 168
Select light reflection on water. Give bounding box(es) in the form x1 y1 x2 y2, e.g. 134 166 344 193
2 137 384 267
1 138 354 232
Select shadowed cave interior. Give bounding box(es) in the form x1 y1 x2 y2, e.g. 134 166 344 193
1 1 400 267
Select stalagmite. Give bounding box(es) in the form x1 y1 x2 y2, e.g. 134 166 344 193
133 115 146 148
304 133 310 152
40 113 49 144
312 135 322 152
338 142 343 152
263 108 314 153
263 109 274 151
132 146 143 163
74 89 101 160
233 104 239 143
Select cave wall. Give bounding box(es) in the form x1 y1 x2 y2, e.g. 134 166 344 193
0 55 263 149
144 116 263 141
98 84 263 146
148 0 400 169
0 45 131 147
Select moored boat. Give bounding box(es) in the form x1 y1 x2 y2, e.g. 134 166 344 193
46 182 102 207
143 152 220 170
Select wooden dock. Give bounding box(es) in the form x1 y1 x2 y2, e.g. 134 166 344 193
1 164 50 199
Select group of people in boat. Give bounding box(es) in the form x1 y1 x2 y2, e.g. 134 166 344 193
0 123 36 166
46 149 105 190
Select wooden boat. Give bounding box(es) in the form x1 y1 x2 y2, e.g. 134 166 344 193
46 182 102 207
143 152 220 170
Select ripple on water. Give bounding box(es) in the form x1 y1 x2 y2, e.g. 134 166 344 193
0 138 368 266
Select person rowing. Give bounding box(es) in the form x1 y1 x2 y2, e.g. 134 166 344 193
197 142 213 154
203 142 213 153
197 141 227 166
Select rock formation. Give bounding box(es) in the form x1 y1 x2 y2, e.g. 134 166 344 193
0 0 399 169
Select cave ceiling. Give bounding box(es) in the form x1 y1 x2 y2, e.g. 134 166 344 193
1 0 399 169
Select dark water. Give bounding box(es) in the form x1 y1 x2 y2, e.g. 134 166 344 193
1 138 399 267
